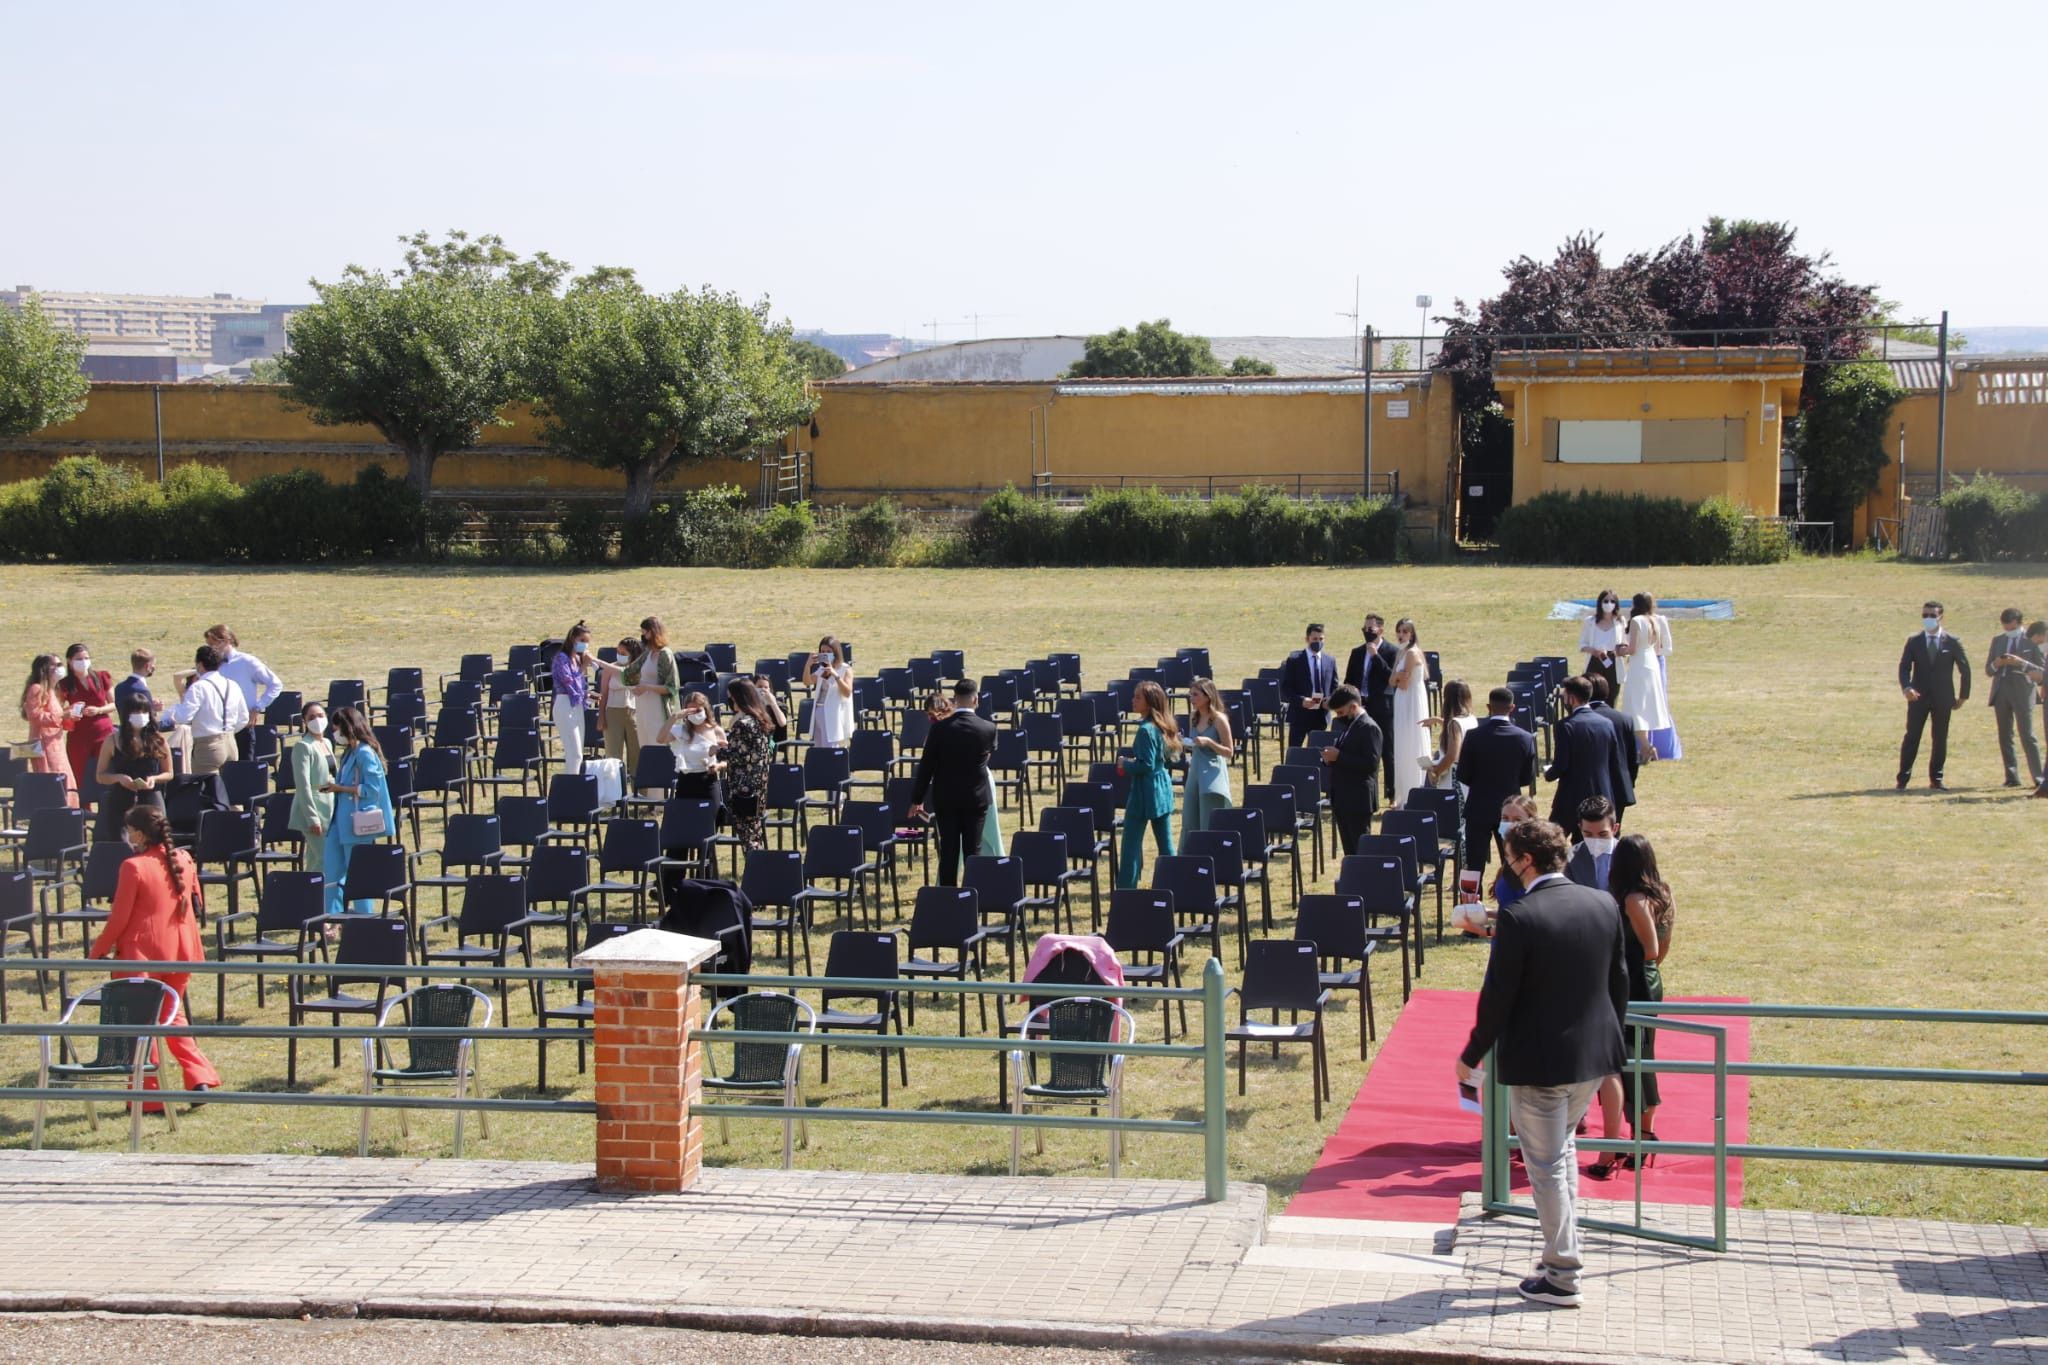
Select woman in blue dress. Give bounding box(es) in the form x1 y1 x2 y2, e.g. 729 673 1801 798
319 705 396 915
1116 681 1181 889
1180 678 1235 841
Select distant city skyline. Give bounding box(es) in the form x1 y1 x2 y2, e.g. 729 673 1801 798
8 1 2041 339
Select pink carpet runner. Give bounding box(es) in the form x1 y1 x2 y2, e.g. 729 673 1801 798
1287 988 1749 1220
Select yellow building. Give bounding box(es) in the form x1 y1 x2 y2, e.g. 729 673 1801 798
1857 355 2048 542
1491 347 1804 515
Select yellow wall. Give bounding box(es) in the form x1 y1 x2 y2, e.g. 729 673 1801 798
1494 354 1802 515
1857 361 2048 539
808 377 1457 508
0 383 757 493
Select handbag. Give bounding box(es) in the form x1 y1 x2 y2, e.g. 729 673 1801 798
351 807 388 837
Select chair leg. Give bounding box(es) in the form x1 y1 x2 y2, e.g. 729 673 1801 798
453 1051 469 1158
1109 1090 1122 1177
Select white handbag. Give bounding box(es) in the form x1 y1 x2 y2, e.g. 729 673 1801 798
351 807 388 837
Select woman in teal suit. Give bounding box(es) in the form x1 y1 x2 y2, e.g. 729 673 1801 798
1116 681 1181 889
319 705 396 915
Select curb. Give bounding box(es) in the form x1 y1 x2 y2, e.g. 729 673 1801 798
0 1290 1569 1365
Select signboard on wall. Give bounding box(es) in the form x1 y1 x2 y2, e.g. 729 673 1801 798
1385 400 1410 418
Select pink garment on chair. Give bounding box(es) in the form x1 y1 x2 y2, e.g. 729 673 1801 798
1021 934 1127 993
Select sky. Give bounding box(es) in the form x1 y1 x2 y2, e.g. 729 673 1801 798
6 0 2042 341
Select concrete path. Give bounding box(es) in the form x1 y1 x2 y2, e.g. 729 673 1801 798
3 1151 2045 1363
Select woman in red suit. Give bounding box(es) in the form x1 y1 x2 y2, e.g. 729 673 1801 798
56 642 116 811
88 806 220 1105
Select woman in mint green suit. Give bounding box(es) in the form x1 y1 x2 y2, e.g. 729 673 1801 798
1116 681 1181 889
320 706 396 915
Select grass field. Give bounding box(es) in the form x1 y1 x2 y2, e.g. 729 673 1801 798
5 557 2047 1224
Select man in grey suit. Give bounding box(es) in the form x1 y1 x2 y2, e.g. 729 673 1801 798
1986 608 2044 789
1456 818 1627 1308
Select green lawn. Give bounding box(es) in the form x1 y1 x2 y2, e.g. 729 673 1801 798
4 558 2046 1223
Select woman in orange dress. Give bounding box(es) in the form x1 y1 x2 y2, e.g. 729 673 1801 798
88 806 221 1104
18 653 79 807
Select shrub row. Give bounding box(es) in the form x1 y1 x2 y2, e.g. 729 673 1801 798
964 485 1401 566
1939 475 2048 561
0 457 426 563
1493 491 1789 565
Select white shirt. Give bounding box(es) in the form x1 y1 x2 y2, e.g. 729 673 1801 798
164 670 251 738
215 649 283 716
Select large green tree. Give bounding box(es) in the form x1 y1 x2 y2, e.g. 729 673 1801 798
790 338 849 381
0 295 90 437
1785 360 1904 534
527 272 816 518
1066 319 1224 378
276 230 566 495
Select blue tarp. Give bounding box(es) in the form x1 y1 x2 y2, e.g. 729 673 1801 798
1549 597 1733 622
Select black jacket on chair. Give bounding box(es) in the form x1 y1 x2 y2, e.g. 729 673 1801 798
1899 631 1971 705
911 710 998 813
1543 705 1627 828
1459 873 1627 1086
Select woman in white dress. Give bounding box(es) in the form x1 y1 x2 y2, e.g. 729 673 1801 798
1617 592 1680 761
1388 617 1432 804
1577 589 1625 699
806 636 855 748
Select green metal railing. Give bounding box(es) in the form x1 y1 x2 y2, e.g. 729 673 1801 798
0 956 1233 1198
1479 1002 2048 1253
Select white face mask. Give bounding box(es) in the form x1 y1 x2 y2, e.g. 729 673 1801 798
126 712 151 730
1497 819 1516 839
683 710 706 725
1923 617 1941 633
1582 836 1618 858
306 716 327 736
573 640 589 654
70 658 90 674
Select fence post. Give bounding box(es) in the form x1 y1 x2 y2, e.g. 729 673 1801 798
1202 956 1228 1202
574 928 723 1193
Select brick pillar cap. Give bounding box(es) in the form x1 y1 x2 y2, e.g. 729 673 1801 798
573 927 724 971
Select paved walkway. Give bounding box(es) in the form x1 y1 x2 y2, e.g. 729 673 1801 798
3 1151 2045 1363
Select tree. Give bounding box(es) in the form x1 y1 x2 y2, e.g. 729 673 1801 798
276 230 566 496
1227 355 1277 376
0 295 90 437
1785 360 1902 536
790 339 850 381
1064 319 1225 378
527 273 817 518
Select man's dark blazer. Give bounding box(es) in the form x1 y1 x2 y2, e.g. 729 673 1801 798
1456 714 1536 852
1344 637 1398 701
1459 874 1628 1087
1986 632 2041 709
1584 700 1638 809
1899 631 1971 705
1564 843 1611 892
114 674 155 718
1281 646 1339 735
1325 710 1384 817
1543 705 1627 827
912 710 998 812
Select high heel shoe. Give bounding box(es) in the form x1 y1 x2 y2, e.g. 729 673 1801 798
1620 1132 1660 1170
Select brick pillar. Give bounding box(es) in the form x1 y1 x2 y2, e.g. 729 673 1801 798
573 928 724 1194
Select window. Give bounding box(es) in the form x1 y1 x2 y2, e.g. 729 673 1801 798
1547 418 1742 463
1976 370 2047 405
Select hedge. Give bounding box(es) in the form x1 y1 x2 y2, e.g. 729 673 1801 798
1939 475 2048 561
965 485 1401 566
1494 491 1789 565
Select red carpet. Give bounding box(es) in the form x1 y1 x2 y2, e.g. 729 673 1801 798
1288 989 1748 1221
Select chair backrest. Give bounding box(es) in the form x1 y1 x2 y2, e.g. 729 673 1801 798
897 709 932 750
1379 809 1437 859
906 885 978 951
1240 940 1323 1012
497 694 541 734
803 824 865 877
325 678 367 711
74 978 176 1072
506 645 541 677
1038 806 1098 858
386 666 426 698
525 844 588 902
1295 893 1370 960
9 771 69 819
1155 657 1193 690
1334 853 1409 913
546 773 601 823
702 643 738 674
1009 830 1068 885
194 809 257 863
709 991 815 1085
257 869 325 935
1151 855 1216 914
375 983 489 1075
457 653 493 682
441 814 504 867
659 798 718 852
963 854 1024 909
417 746 467 792
373 725 415 761
1355 832 1421 890
1057 697 1097 737
631 744 678 790
1059 781 1117 833
907 657 943 691
990 729 1027 772
846 729 894 773
821 930 899 1006
1085 762 1131 806
1180 830 1243 887
243 726 282 763
1207 808 1269 862
327 915 411 989
79 839 128 903
599 817 660 872
765 764 805 808
930 649 965 680
1018 996 1125 1094
264 690 304 729
839 800 896 852
1103 888 1176 953
24 807 86 863
495 795 550 849
1024 711 1064 750
459 872 529 935
1405 786 1463 833
341 843 409 904
804 745 851 789
740 848 804 905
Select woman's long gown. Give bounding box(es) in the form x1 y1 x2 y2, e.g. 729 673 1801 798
1618 614 1682 760
1390 648 1432 805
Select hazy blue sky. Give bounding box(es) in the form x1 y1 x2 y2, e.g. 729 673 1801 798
8 1 2040 339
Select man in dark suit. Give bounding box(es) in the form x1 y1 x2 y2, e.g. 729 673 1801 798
1456 687 1537 873
1581 675 1637 821
1280 622 1338 751
1456 818 1627 1308
1344 614 1399 795
1564 796 1618 891
908 681 999 887
1985 607 2043 789
114 648 160 722
1898 600 1972 791
1543 677 1626 833
1320 685 1383 859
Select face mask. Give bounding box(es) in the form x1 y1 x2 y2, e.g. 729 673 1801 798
1497 820 1516 839
1923 617 1940 632
573 640 589 654
126 712 151 730
1307 641 1323 654
306 716 327 736
683 710 706 725
1582 836 1617 858
1363 626 1379 640
70 658 90 674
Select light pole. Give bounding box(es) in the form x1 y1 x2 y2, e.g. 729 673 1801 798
1414 294 1432 369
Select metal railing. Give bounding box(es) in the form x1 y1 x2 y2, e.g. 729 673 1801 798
1479 1002 2048 1253
0 956 1233 1199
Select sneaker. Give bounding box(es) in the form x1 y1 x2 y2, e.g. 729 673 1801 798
1517 1274 1582 1308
